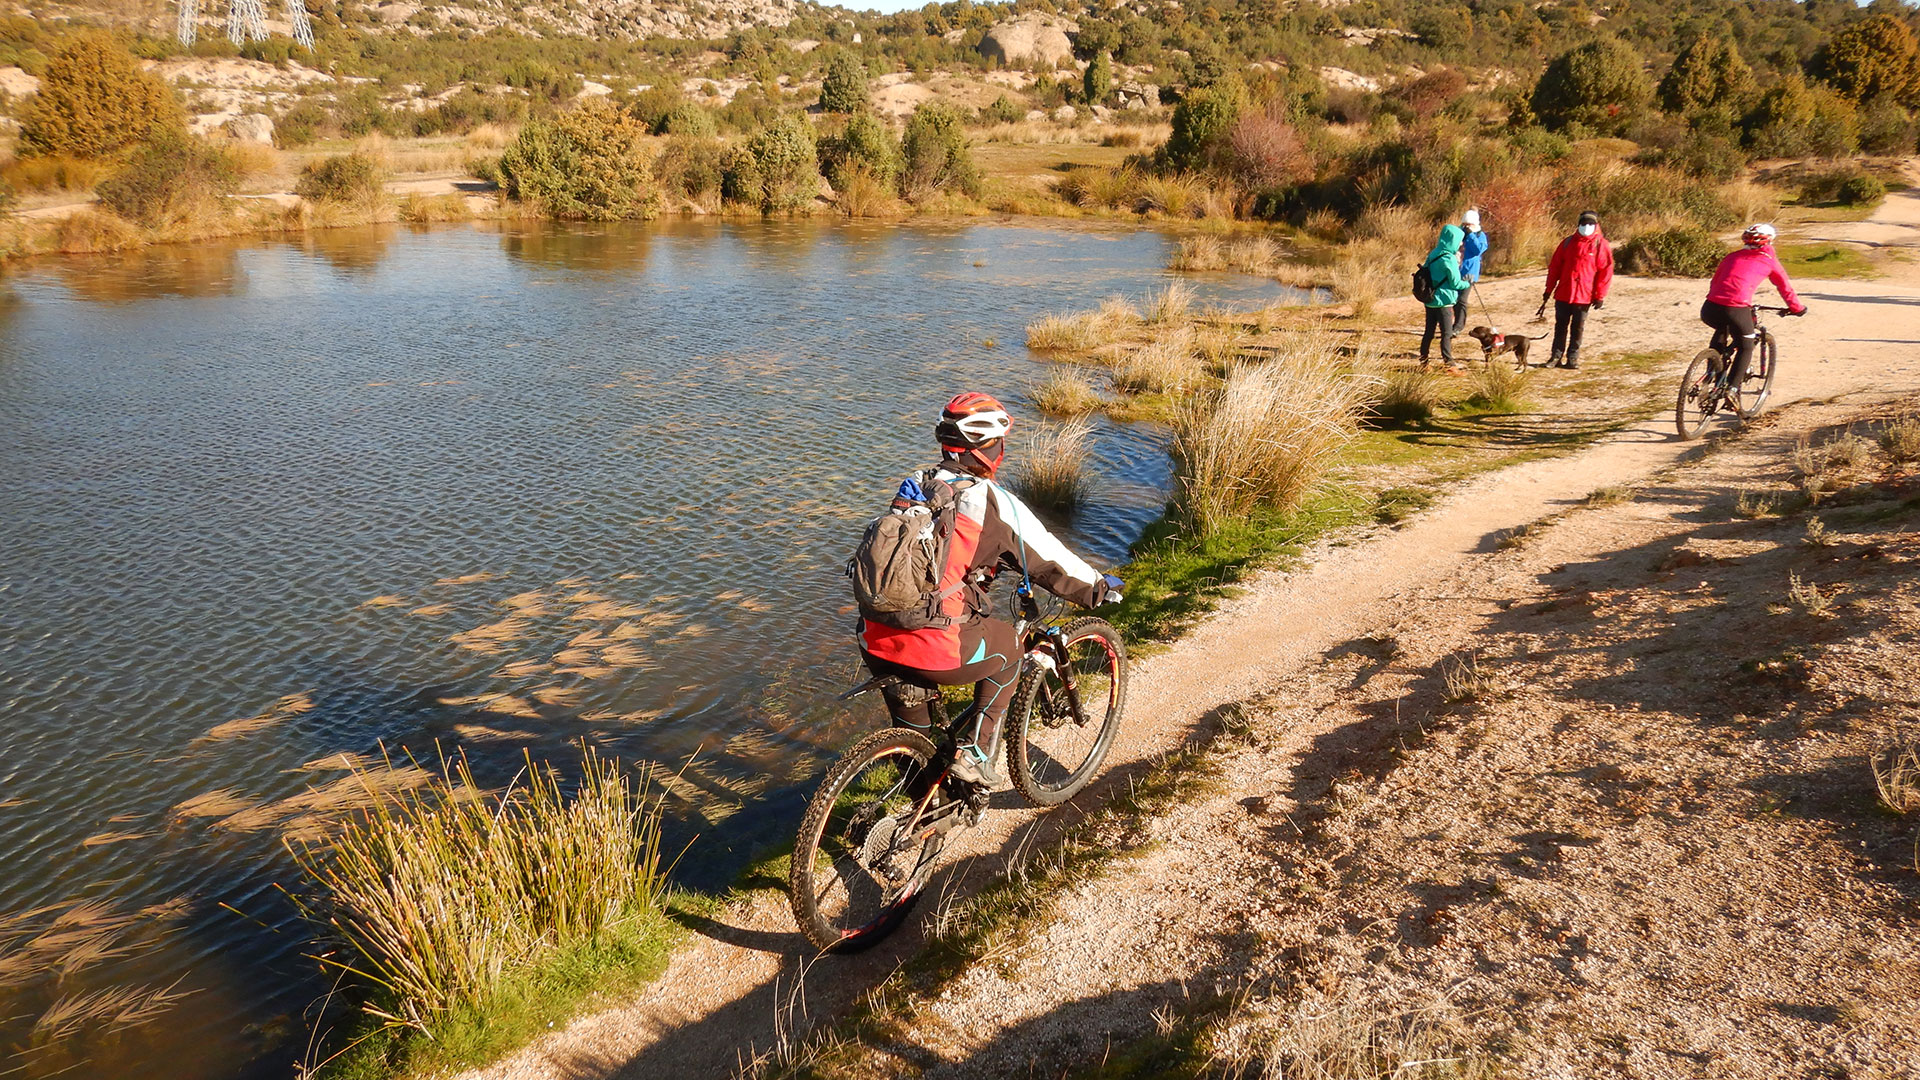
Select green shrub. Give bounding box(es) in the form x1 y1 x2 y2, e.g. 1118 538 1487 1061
1531 38 1651 136
21 32 184 158
499 101 662 221
1838 173 1888 207
275 100 329 148
982 93 1026 125
1162 86 1241 172
94 131 236 228
1799 167 1886 208
818 48 869 114
1744 75 1860 157
820 110 899 189
655 135 724 204
1858 100 1917 155
656 102 716 138
900 102 979 197
727 113 820 211
296 152 386 205
1507 126 1571 165
1617 227 1724 277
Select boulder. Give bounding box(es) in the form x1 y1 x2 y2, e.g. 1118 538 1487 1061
978 14 1076 69
227 113 275 144
1116 82 1160 110
1051 105 1076 123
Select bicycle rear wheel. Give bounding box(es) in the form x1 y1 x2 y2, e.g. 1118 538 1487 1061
1735 332 1777 419
1675 349 1723 440
1007 618 1128 807
789 727 945 953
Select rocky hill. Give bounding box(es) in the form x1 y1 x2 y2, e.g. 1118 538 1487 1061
22 0 819 42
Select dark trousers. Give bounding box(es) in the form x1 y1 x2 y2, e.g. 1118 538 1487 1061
864 616 1020 752
1700 300 1759 383
1551 300 1590 362
1452 287 1472 329
1419 304 1455 364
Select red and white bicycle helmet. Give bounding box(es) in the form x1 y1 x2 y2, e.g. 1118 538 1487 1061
1741 223 1777 249
935 392 1012 475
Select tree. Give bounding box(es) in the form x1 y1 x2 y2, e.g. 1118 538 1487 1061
820 111 899 188
1084 51 1113 107
1657 36 1754 114
20 32 184 158
1530 37 1652 135
1815 13 1920 106
499 100 662 221
900 102 979 196
819 48 870 114
728 114 820 211
1227 105 1312 190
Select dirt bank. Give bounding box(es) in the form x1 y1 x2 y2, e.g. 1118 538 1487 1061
454 188 1920 1080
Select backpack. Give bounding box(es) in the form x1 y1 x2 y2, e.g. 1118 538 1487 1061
1410 261 1437 304
847 468 975 630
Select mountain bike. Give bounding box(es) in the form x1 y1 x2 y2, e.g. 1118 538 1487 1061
1675 305 1787 440
787 585 1127 953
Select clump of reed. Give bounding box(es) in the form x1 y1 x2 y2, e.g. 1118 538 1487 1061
1030 368 1104 417
1366 362 1449 428
1113 327 1202 394
1463 361 1532 413
1169 235 1227 271
1144 281 1194 324
1010 417 1094 513
287 745 666 1032
1172 340 1369 533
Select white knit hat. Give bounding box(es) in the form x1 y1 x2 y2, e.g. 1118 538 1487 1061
1462 209 1482 228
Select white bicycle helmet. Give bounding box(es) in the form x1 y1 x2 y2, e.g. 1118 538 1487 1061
1741 223 1777 248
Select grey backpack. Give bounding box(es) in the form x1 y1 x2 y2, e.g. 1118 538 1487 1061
847 469 971 630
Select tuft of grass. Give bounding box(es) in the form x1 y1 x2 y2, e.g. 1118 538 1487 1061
1144 281 1194 324
1010 417 1094 513
287 745 668 1038
1496 522 1538 549
1205 989 1474 1080
1463 362 1531 414
1441 653 1490 703
1030 368 1104 418
1732 487 1781 519
1169 235 1226 271
1374 486 1437 525
1879 415 1920 466
1786 571 1833 618
1872 730 1920 816
1365 363 1448 429
1586 484 1636 506
1802 515 1835 548
398 193 473 223
1113 330 1202 395
1171 340 1369 534
1026 312 1100 353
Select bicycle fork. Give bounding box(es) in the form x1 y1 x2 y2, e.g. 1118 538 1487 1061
1028 635 1092 727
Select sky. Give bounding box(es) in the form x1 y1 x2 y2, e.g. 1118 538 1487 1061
844 0 929 14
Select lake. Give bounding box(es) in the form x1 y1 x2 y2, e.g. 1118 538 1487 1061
0 217 1299 1078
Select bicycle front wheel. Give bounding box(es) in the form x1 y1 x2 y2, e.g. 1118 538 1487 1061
1675 349 1722 440
1008 618 1128 807
789 727 944 953
1736 332 1777 419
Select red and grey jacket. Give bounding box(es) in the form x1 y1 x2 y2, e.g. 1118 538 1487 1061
1545 229 1614 305
860 467 1103 670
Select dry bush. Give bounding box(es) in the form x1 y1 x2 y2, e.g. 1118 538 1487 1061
1720 178 1779 227
1352 204 1428 249
1331 244 1399 318
1170 234 1227 271
1470 169 1557 273
1145 281 1194 324
1732 487 1781 518
1303 206 1344 240
1132 172 1209 217
1010 417 1094 512
1793 434 1874 499
1872 729 1920 815
1172 341 1368 532
833 163 904 218
53 209 141 252
466 123 515 150
1114 329 1202 394
1227 109 1313 191
1 152 111 195
1787 571 1833 617
225 140 283 184
399 193 474 223
1030 368 1103 417
1878 415 1920 465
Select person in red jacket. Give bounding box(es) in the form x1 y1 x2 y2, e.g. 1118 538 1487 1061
1542 210 1614 370
860 392 1122 787
1702 223 1806 386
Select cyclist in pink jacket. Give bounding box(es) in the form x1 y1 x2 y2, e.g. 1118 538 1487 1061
1701 224 1807 386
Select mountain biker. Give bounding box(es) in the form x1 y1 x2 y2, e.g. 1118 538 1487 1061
858 392 1123 788
1702 223 1807 388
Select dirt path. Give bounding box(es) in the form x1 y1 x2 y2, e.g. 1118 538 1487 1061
461 199 1920 1080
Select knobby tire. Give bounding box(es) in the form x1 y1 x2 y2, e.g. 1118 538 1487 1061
1007 618 1128 807
1675 349 1721 440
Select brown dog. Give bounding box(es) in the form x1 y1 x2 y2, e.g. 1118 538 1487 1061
1465 326 1547 370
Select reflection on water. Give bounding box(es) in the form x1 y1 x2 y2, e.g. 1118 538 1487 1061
0 217 1301 1079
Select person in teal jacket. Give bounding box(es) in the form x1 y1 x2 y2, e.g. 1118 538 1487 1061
1420 223 1468 366
1454 208 1488 329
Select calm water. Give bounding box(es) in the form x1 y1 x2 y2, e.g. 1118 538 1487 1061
0 218 1296 1078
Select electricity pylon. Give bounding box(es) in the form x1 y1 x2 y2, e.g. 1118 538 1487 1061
176 0 314 48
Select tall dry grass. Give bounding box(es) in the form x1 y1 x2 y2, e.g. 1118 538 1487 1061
1144 281 1194 324
1207 988 1469 1078
1113 328 1202 394
288 746 667 1031
1366 361 1448 427
1030 368 1104 417
1010 416 1094 513
1172 340 1369 532
1873 729 1920 815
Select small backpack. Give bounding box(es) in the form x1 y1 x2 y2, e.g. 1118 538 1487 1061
1410 261 1437 304
847 469 974 630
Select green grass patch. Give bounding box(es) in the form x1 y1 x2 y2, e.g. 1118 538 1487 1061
319 912 680 1080
1777 242 1876 279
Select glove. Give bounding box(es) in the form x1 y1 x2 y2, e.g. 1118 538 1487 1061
1097 574 1124 606
1591 298 1604 310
